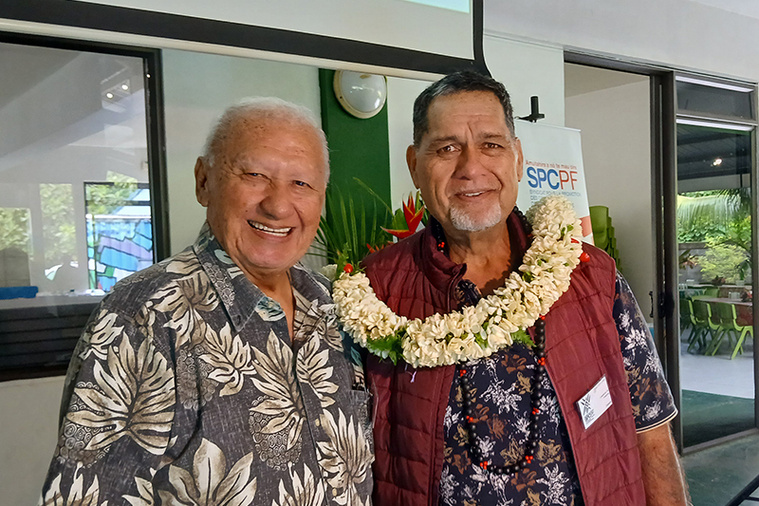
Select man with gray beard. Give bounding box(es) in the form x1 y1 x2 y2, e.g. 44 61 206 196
359 71 689 505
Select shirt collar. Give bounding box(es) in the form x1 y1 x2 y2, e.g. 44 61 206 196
192 222 332 333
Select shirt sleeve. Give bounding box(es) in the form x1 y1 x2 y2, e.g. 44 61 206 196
39 304 176 505
613 272 678 432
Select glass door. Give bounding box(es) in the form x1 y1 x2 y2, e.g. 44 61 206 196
674 75 758 448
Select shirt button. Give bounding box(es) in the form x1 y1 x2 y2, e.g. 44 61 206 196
315 419 321 427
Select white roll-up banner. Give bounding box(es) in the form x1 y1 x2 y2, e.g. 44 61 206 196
515 120 593 243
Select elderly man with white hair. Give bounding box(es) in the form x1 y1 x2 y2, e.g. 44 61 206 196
40 98 374 506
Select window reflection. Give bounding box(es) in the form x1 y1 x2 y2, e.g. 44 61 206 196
0 41 155 378
0 42 152 302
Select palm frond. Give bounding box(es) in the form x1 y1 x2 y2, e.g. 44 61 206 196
311 182 393 268
676 190 745 230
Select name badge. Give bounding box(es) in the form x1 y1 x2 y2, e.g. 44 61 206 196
576 376 612 429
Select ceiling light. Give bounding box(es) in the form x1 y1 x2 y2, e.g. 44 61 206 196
121 84 129 91
712 158 723 166
105 92 114 99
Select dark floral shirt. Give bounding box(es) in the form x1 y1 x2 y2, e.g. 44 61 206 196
439 273 676 506
40 224 373 506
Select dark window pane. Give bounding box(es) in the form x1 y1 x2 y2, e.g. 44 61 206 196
677 81 755 120
677 124 752 181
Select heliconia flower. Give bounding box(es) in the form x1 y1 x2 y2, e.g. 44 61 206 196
382 195 425 239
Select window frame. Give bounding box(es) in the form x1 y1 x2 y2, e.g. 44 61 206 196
0 32 168 382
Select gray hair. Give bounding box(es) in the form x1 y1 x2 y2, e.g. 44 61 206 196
202 97 330 180
412 71 515 146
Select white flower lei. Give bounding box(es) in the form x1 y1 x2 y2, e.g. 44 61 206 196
332 195 584 368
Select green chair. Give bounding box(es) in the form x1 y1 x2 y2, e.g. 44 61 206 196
706 302 737 356
679 297 694 334
680 298 706 352
708 303 753 359
589 206 609 250
731 307 753 359
702 287 719 297
691 299 720 353
589 205 621 269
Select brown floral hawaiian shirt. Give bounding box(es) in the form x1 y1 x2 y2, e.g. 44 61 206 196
40 224 374 506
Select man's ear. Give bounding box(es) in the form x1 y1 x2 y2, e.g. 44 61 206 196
194 157 211 207
514 138 524 182
406 145 420 189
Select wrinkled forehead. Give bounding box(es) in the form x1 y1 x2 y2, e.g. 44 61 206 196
218 117 324 161
424 91 511 137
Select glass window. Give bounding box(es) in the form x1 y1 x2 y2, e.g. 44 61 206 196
677 123 752 183
0 40 159 379
677 78 755 120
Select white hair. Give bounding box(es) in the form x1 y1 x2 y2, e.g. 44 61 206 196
202 97 330 180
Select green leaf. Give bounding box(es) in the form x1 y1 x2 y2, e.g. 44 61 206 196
366 333 404 365
511 329 534 347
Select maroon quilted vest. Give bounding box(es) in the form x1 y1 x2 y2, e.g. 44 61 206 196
364 213 646 505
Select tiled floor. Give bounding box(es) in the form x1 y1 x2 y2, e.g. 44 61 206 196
679 340 758 505
683 433 759 505
680 351 755 399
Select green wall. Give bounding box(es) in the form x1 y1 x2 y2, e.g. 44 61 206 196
318 69 391 204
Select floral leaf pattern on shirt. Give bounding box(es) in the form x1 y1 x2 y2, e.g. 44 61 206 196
41 225 373 505
296 335 339 409
175 345 217 410
200 323 255 396
613 272 677 429
293 289 343 353
159 439 257 506
250 331 304 449
79 310 124 361
40 464 106 506
272 465 325 506
255 297 286 322
151 270 219 348
67 334 174 455
122 475 155 506
316 410 374 505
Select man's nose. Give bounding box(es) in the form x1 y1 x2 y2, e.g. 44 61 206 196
258 182 292 218
453 146 482 179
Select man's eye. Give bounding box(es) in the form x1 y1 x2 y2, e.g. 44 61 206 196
484 142 503 149
245 172 262 178
438 145 457 154
294 180 312 188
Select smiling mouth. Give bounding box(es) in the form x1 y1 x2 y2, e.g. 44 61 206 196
457 190 492 198
248 221 292 237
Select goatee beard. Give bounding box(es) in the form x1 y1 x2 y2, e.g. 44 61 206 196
449 206 502 232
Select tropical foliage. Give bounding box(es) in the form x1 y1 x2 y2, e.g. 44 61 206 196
677 189 752 282
698 243 748 283
313 179 427 271
0 207 31 254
